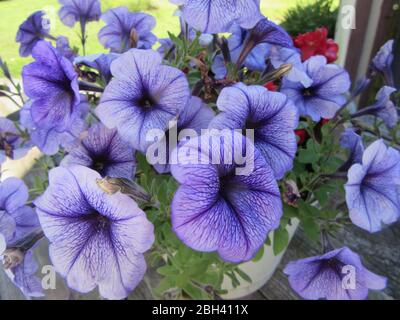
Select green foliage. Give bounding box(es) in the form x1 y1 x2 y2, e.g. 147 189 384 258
281 0 339 37
135 153 251 300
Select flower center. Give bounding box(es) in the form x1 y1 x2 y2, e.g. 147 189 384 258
90 154 110 175
137 93 157 109
303 87 315 97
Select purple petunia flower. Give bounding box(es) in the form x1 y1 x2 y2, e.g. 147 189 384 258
20 100 88 156
58 0 101 27
209 83 298 179
284 247 387 300
2 249 44 298
22 41 81 131
0 178 42 298
212 25 270 80
56 36 76 61
170 131 282 262
16 11 51 57
75 53 119 84
269 46 313 88
0 178 39 245
170 0 263 34
367 86 398 129
151 96 215 173
0 117 30 165
34 165 154 300
281 56 351 121
248 18 293 48
371 40 394 85
96 49 190 153
61 123 136 179
345 140 400 233
340 128 364 166
98 7 157 53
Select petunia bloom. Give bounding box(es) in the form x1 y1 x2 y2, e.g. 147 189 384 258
20 100 88 156
281 55 351 121
0 117 30 165
340 128 364 168
269 46 313 88
96 49 190 153
170 0 263 34
170 132 283 262
284 247 387 300
212 25 270 80
16 11 51 57
34 165 155 300
56 36 76 61
61 123 136 179
151 96 215 173
0 178 39 246
58 0 101 27
75 53 119 84
98 7 157 53
345 140 400 233
22 41 81 130
236 18 293 68
365 86 398 129
371 40 394 85
2 249 44 298
0 178 42 298
209 83 298 179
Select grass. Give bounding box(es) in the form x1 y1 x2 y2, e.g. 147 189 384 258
0 0 316 76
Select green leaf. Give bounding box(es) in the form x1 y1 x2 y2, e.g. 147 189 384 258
273 227 290 256
157 265 180 276
154 277 176 297
183 283 207 300
252 245 264 262
235 268 252 284
302 217 320 241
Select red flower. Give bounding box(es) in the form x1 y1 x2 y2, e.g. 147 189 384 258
264 81 278 91
320 118 330 126
295 129 308 146
294 27 339 63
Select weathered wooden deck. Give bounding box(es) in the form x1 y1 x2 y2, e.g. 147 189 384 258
1 222 399 300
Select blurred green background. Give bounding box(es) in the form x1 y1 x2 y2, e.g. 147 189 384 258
0 0 338 76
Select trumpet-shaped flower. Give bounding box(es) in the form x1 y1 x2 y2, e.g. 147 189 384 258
281 55 351 121
368 86 398 129
98 7 157 53
284 247 387 300
170 132 282 262
210 83 298 179
212 25 270 79
170 0 263 34
75 53 119 84
269 46 313 88
0 117 30 165
0 178 42 298
34 166 154 300
61 123 136 179
20 99 88 156
340 128 364 166
58 0 101 27
371 40 394 85
152 96 215 173
345 140 400 233
96 49 190 153
22 41 81 130
16 11 51 57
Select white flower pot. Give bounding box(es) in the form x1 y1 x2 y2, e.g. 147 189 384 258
221 219 300 299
